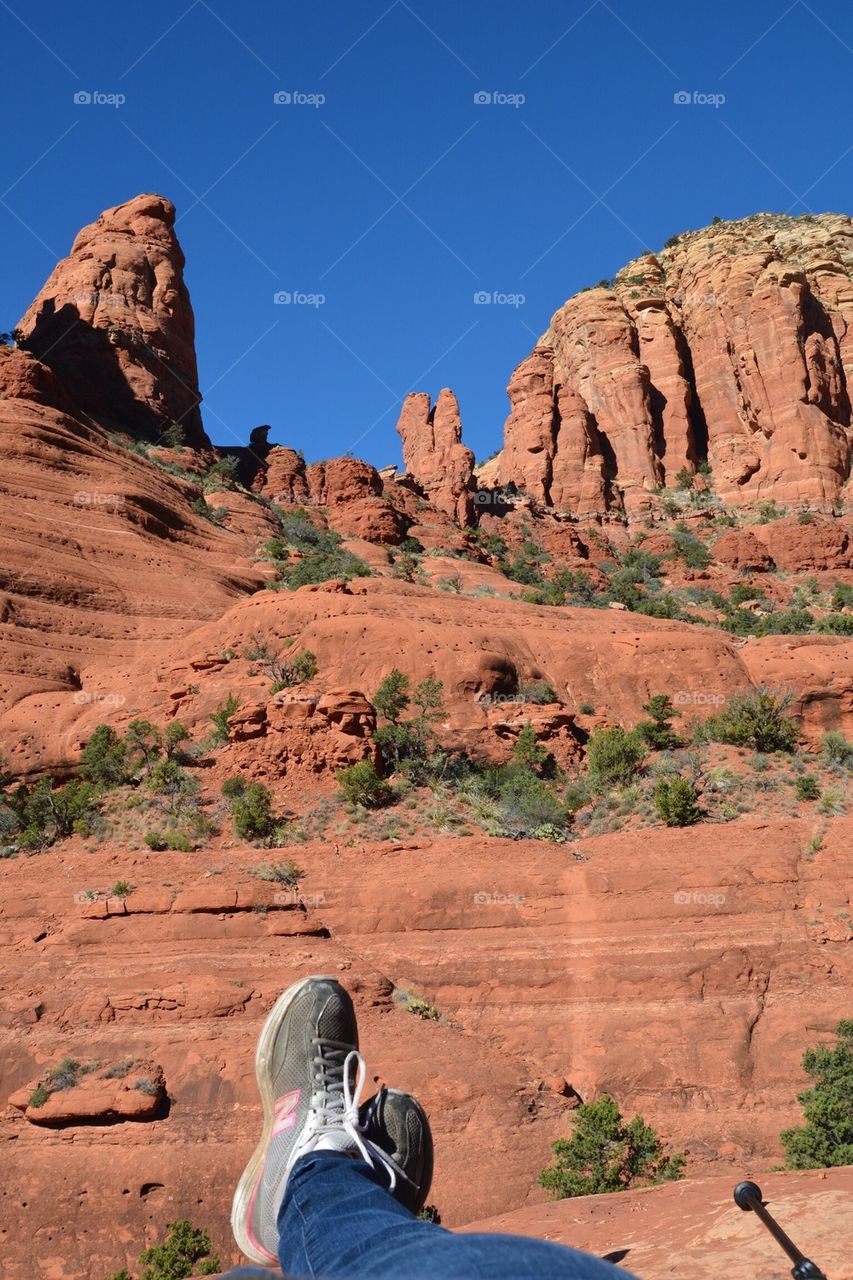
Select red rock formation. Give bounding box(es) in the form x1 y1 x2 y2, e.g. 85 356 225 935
396 389 475 525
497 215 853 514
712 528 775 573
17 194 208 447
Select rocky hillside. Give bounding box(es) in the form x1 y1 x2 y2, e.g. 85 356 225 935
402 213 853 516
0 198 851 1278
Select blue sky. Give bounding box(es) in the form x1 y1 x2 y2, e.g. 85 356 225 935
1 0 852 465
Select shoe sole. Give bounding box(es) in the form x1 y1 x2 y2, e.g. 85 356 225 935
230 973 341 1266
384 1088 435 1214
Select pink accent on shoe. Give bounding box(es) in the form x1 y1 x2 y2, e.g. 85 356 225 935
272 1089 301 1138
241 1090 302 1265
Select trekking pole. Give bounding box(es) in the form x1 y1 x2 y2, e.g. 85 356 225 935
733 1181 828 1279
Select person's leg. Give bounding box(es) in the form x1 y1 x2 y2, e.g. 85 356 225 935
278 1149 627 1279
229 975 637 1280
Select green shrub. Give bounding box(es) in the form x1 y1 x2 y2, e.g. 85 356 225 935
654 777 701 826
671 529 711 569
136 1218 220 1280
519 680 558 704
28 1082 49 1109
110 880 133 898
372 674 446 783
337 760 392 808
209 694 239 746
539 1094 684 1197
275 549 370 588
820 731 853 769
636 695 681 750
513 723 549 773
232 782 275 840
465 762 571 840
618 548 662 582
80 725 130 787
780 1020 853 1169
144 829 191 852
15 778 100 849
756 499 782 522
830 583 853 610
221 776 246 800
586 727 646 789
201 455 239 491
706 688 798 752
164 722 190 760
49 1057 82 1091
374 669 410 724
124 720 163 774
247 860 302 886
795 775 820 801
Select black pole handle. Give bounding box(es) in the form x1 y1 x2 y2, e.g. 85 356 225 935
733 1181 828 1280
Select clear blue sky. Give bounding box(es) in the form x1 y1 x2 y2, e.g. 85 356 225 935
2 0 852 465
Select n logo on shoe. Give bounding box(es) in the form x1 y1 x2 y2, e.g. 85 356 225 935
272 1090 300 1137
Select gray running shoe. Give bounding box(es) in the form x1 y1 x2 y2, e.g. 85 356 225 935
360 1086 434 1215
231 974 394 1266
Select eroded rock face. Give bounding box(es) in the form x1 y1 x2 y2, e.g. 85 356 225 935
396 389 475 525
497 214 853 513
17 194 208 447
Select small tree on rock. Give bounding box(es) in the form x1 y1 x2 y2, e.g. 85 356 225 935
539 1094 685 1198
781 1019 853 1169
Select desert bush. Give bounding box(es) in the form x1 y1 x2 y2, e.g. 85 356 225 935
80 725 131 787
337 760 393 808
820 731 853 769
586 727 646 789
830 583 853 610
671 529 711 569
795 775 820 801
636 694 681 750
131 1217 220 1279
231 782 275 840
15 778 100 849
539 1094 684 1197
519 680 558 704
464 762 571 840
247 860 302 886
208 694 239 746
706 688 798 752
780 1020 853 1169
654 776 701 826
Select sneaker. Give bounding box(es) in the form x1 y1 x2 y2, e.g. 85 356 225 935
231 974 397 1266
360 1086 434 1215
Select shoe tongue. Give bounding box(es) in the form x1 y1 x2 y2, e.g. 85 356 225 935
314 1129 358 1154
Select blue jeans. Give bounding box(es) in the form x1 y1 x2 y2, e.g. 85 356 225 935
222 1150 635 1279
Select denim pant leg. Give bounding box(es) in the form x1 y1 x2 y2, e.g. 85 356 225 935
269 1150 637 1280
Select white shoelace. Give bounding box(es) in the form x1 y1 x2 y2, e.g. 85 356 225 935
291 1042 400 1192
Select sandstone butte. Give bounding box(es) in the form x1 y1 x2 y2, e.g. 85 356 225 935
0 195 851 1279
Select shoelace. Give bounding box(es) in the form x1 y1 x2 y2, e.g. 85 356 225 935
299 1039 400 1192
